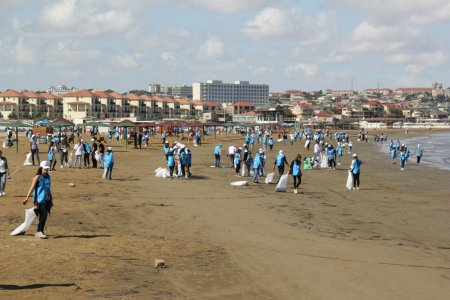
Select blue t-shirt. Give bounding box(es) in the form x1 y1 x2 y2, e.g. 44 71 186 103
35 175 51 204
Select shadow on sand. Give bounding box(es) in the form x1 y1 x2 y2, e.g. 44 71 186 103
0 283 76 290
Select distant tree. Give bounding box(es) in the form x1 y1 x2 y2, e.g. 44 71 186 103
330 107 341 114
388 107 403 116
8 112 17 119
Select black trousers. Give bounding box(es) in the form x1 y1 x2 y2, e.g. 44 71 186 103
293 175 302 188
84 153 90 167
37 204 48 233
352 173 360 188
92 153 97 168
417 156 421 164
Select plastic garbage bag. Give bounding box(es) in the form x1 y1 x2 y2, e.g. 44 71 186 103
275 175 288 192
230 181 248 186
277 138 283 142
10 208 36 236
23 153 33 166
321 157 329 169
154 167 163 174
156 168 165 177
303 157 312 170
68 154 73 168
265 172 275 184
2 142 6 148
304 140 310 148
241 167 246 177
346 171 354 190
95 152 100 161
162 169 170 178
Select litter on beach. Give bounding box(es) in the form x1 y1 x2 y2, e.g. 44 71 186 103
230 181 249 187
275 175 288 192
265 173 275 184
10 208 36 236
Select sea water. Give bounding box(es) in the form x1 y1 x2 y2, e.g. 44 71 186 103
380 132 450 171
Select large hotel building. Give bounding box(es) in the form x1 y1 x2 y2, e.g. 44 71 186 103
192 80 269 105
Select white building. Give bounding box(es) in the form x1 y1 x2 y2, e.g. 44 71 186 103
192 80 269 105
148 83 161 94
171 85 192 98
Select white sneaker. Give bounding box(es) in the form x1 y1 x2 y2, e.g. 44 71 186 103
35 232 47 239
1 192 4 196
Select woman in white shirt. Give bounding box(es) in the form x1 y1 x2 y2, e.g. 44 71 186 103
73 140 83 168
0 150 10 196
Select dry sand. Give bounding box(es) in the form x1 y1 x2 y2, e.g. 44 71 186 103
0 130 449 299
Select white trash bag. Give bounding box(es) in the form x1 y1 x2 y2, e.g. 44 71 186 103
154 167 163 174
321 157 329 169
275 174 288 192
68 154 73 168
23 153 33 166
2 142 6 148
241 167 246 177
95 151 100 161
156 168 166 178
230 181 248 187
304 140 310 149
162 169 170 178
277 138 283 142
10 208 36 236
265 172 275 184
346 171 353 190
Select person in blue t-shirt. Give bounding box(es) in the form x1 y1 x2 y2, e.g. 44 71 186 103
273 150 289 182
167 150 175 179
23 161 52 239
349 153 362 190
289 154 302 194
269 137 274 151
214 144 222 168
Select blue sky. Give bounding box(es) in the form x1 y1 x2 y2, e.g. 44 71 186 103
0 0 449 92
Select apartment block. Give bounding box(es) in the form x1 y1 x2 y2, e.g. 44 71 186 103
192 80 269 105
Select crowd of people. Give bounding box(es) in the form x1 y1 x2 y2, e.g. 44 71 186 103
207 128 360 193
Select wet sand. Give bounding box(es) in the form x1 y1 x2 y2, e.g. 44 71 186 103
1 131 450 299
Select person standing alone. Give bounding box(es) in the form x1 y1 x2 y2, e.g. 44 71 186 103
349 153 362 190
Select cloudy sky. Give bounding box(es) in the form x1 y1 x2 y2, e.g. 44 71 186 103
0 0 449 92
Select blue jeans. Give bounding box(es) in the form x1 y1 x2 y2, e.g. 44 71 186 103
253 168 259 182
103 163 114 179
0 172 6 193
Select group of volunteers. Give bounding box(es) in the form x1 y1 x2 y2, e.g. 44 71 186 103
208 128 359 193
163 141 192 179
388 139 424 170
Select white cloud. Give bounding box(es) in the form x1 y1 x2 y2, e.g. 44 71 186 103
114 54 144 68
16 0 135 37
251 66 274 75
321 52 351 63
92 0 283 13
47 40 101 67
242 6 331 44
193 0 283 13
13 39 37 65
386 51 447 73
344 21 421 53
329 0 450 25
285 63 318 77
161 52 175 61
167 29 192 39
199 38 224 59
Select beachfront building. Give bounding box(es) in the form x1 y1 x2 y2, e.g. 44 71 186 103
148 83 161 94
254 106 284 124
62 90 99 120
192 80 269 105
0 89 29 120
41 93 63 119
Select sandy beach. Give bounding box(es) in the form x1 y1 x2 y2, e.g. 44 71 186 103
1 130 450 299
